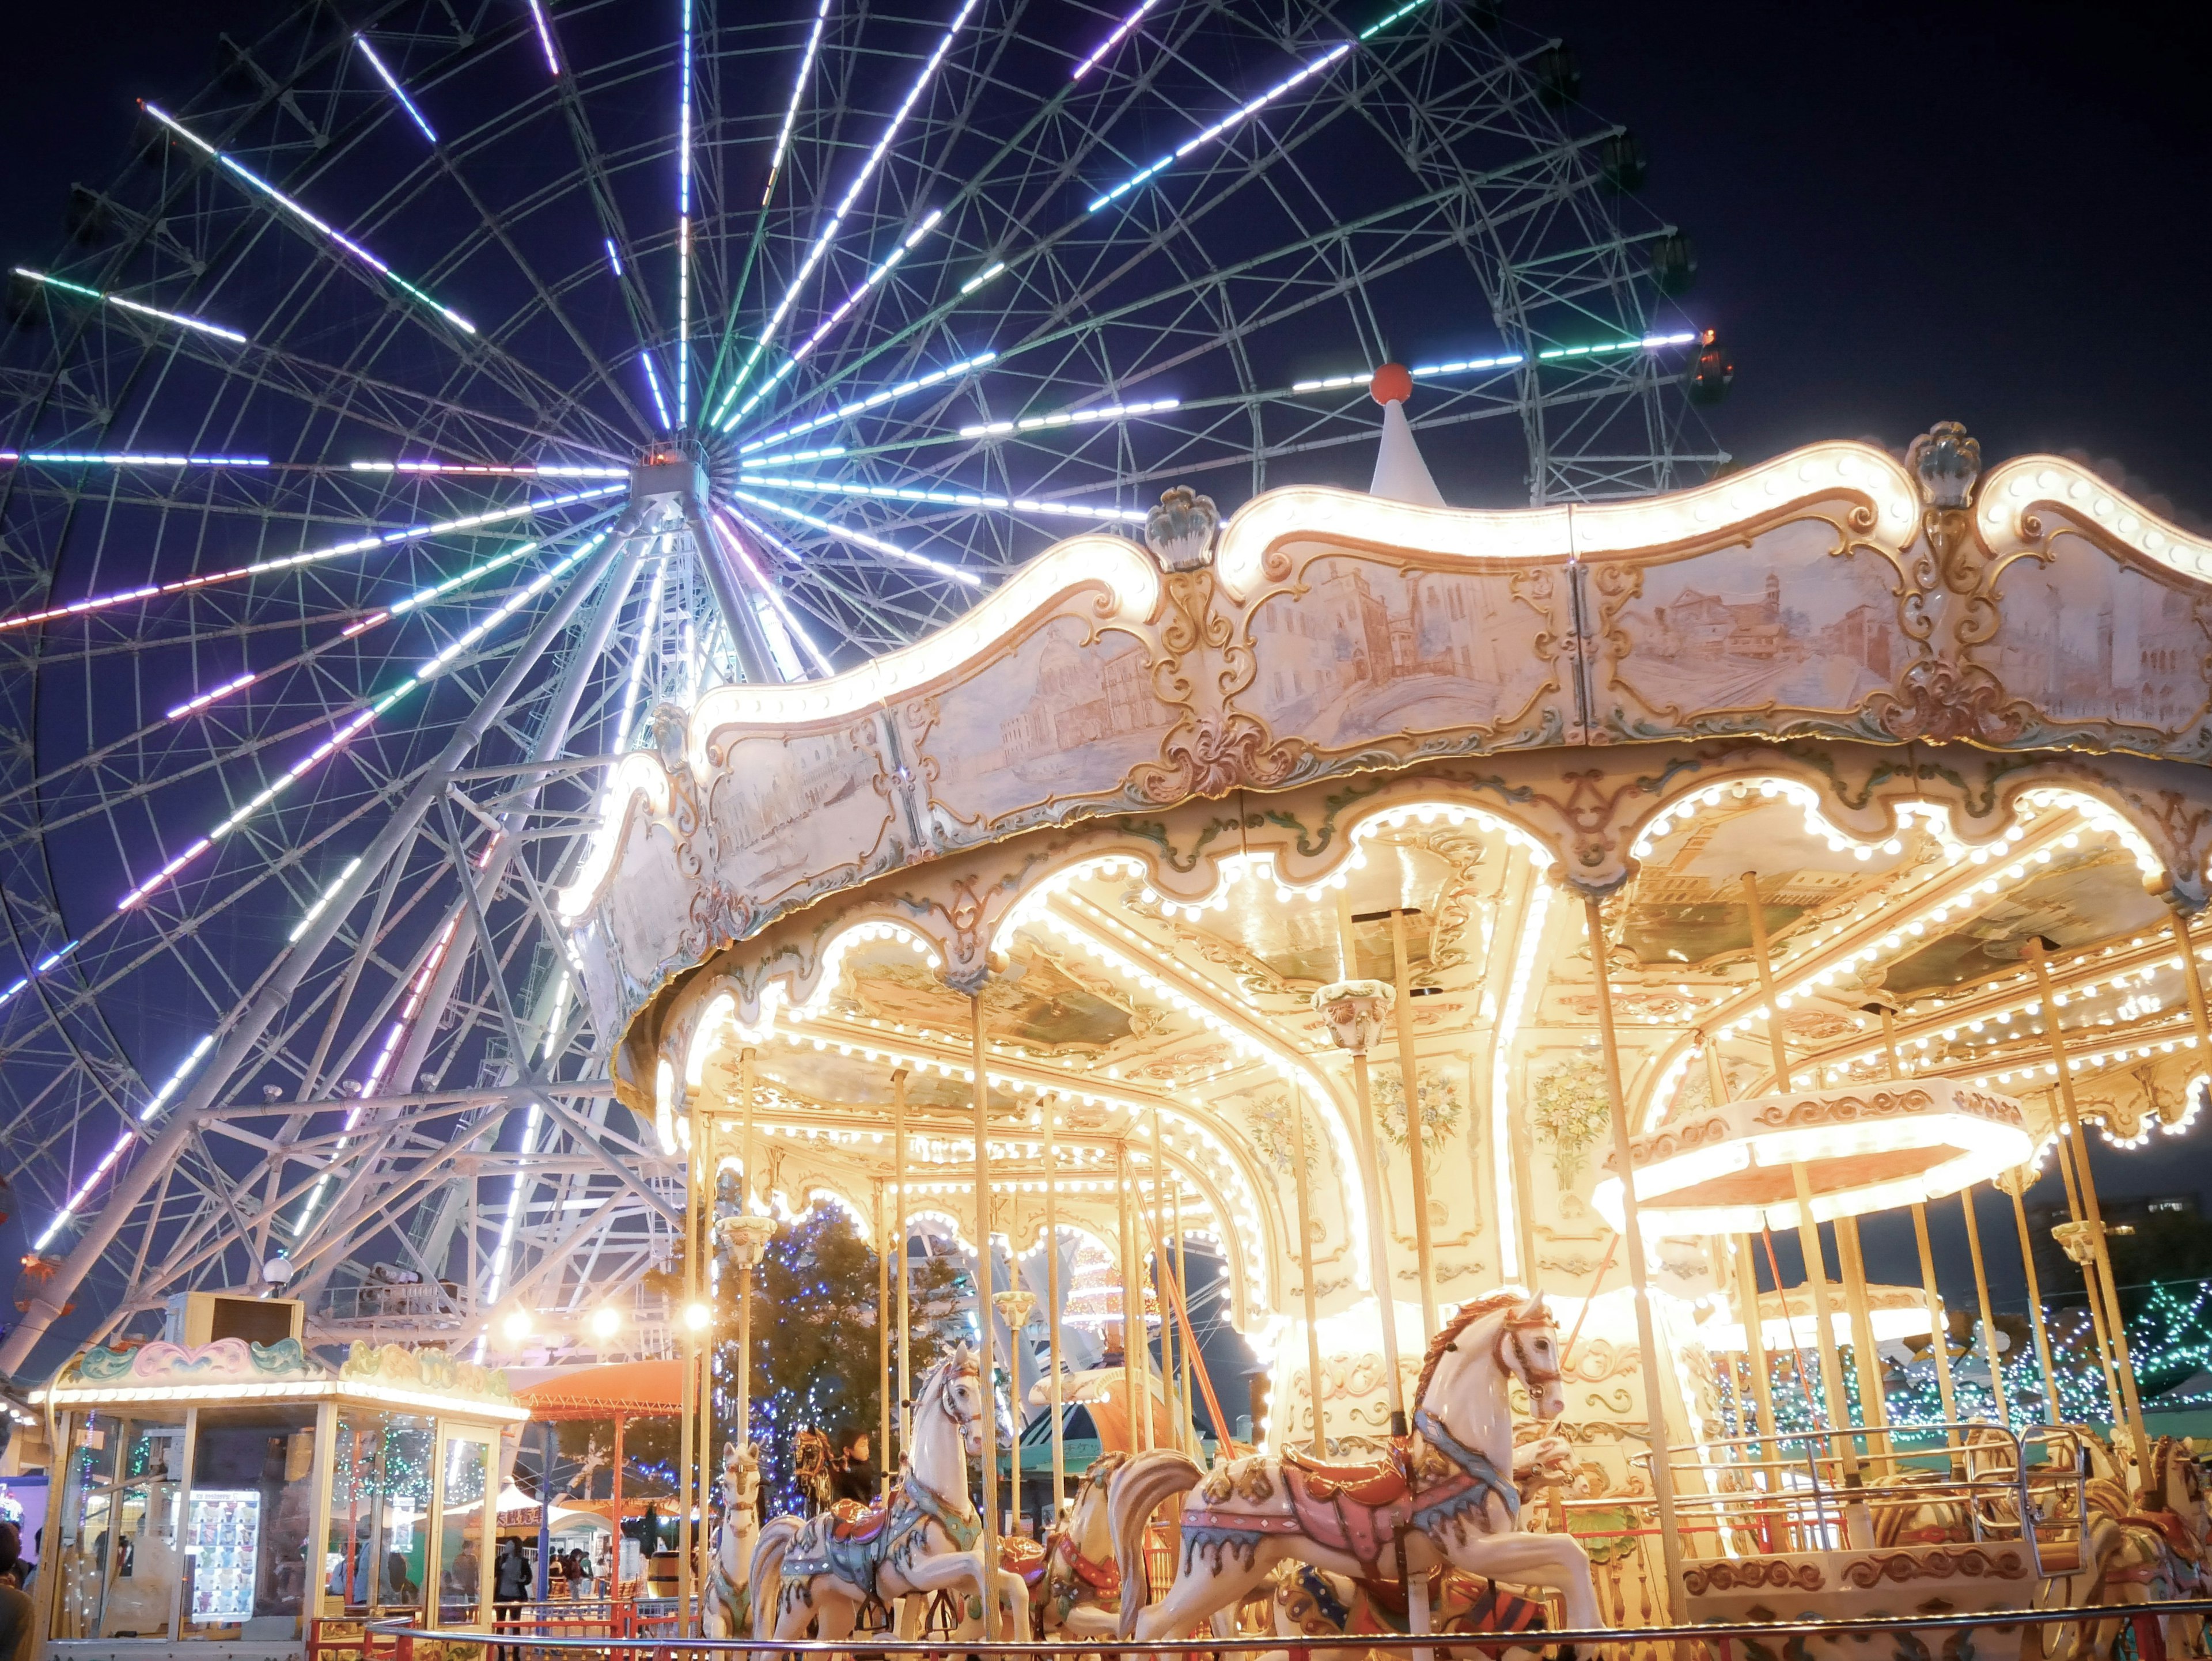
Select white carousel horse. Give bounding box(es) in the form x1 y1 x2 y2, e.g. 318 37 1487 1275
1110 1291 1604 1643
939 1448 1131 1641
749 1343 1030 1652
702 1440 762 1638
1264 1430 1575 1661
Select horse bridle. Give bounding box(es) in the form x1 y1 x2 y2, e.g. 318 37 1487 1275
936 1357 986 1431
1494 1310 1563 1389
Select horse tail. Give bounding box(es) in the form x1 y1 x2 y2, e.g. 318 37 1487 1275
1109 1448 1203 1640
748 1515 803 1639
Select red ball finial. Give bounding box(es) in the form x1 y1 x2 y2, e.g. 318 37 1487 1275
1369 362 1414 406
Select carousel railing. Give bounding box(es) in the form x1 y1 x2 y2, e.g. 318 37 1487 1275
1643 1420 2091 1573
362 1595 2212 1661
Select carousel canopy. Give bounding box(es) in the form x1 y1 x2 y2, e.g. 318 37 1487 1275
516 1359 684 1419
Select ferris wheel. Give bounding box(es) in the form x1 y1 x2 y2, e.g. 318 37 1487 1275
0 0 1716 1376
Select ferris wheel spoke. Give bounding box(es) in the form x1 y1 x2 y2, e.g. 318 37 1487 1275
8 267 249 345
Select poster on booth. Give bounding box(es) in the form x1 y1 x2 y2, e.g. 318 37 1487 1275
187 1488 262 1623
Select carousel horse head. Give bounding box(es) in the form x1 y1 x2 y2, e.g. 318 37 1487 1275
1416 1291 1567 1426
721 1440 760 1508
927 1341 992 1458
2143 1436 2208 1531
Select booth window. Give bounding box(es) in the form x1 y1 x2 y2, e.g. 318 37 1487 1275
322 1411 432 1616
182 1405 317 1640
52 1413 185 1641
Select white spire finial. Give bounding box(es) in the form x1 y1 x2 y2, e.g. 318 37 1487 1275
1367 363 1445 506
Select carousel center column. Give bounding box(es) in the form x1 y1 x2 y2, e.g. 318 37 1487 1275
1312 980 1408 1436
722 1047 777 1496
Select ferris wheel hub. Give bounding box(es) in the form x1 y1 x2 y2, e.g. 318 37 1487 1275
629 451 714 525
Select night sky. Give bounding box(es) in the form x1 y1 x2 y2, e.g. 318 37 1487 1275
3 0 2209 1315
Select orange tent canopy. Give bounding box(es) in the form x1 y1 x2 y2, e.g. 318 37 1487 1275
515 1360 684 1419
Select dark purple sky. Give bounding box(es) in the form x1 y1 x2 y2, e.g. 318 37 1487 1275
2 0 2207 1309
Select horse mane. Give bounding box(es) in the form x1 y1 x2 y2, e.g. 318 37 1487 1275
1413 1291 1528 1409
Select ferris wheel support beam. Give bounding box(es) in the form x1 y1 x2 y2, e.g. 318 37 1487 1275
0 513 639 1383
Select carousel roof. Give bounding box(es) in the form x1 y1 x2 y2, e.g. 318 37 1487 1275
516 1359 685 1418
543 424 2212 1373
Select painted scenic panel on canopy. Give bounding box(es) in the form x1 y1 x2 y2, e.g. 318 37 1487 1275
897 612 1177 832
703 722 895 908
1247 548 1572 753
1590 516 1912 737
1976 553 2212 740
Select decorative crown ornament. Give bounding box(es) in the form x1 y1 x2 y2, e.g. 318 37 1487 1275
1144 486 1219 573
718 1211 778 1266
1312 979 1395 1054
993 1288 1039 1332
2050 1218 2104 1266
1907 421 1982 509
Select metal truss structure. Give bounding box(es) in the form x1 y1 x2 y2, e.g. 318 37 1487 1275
0 0 1715 1382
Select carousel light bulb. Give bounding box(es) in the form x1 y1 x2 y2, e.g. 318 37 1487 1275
590 1306 621 1339
683 1301 712 1332
501 1309 535 1341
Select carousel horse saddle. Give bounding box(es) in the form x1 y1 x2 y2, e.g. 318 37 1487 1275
827 1500 892 1544
1283 1446 1416 1571
998 1534 1048 1589
1284 1443 1413 1507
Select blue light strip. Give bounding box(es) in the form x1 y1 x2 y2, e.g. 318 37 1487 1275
11 267 247 344
737 349 997 453
724 488 981 586
353 34 439 142
763 0 833 203
735 471 1146 524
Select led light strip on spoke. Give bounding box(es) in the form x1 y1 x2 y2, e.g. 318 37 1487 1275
709 505 837 674
143 103 476 335
10 267 247 343
1086 40 1353 213
1537 329 1696 361
116 529 610 912
763 0 832 203
712 0 984 423
737 472 1146 523
0 938 84 1015
169 517 619 722
0 483 622 632
738 446 844 469
676 0 694 426
728 211 948 425
524 0 561 74
349 460 627 479
1 450 268 467
960 395 1176 438
33 1034 218 1250
640 351 673 430
724 488 979 586
1071 0 1159 79
353 34 438 142
738 349 997 452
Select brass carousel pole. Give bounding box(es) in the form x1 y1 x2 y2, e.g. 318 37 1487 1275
1709 1035 1782 1475
1149 1106 1177 1448
1118 1137 1145 1452
2028 939 2149 1465
1290 1079 1327 1456
1834 1216 1893 1473
893 1067 911 1459
1882 1010 1962 1450
2172 912 2212 1054
1172 1177 1194 1450
734 1047 766 1476
1388 908 1440 1341
1328 900 1410 1438
1743 874 1861 1483
1583 894 1686 1616
679 1078 699 1633
970 995 1000 1640
1044 1093 1066 1516
877 1178 892 1499
1959 1188 2012 1425
2006 1175 2063 1424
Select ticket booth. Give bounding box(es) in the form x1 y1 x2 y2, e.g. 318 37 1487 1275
30 1314 528 1661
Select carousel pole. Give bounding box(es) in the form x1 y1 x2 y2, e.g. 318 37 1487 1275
2006 1176 2063 1424
1743 875 1862 1491
1327 900 1410 1437
2041 1089 2123 1417
877 1178 892 1500
679 1080 699 1632
970 995 1001 1641
1582 895 1686 1616
1118 1137 1146 1452
1149 1106 1177 1448
1172 1178 1195 1450
1908 1205 1963 1447
1290 1079 1327 1456
893 1067 911 1459
1882 1010 1963 1451
1388 908 1440 1341
1045 1094 1066 1516
2172 912 2212 1055
2028 939 2150 1466
1711 1034 1782 1480
1834 1216 1893 1473
1959 1188 2012 1425
734 1048 764 1482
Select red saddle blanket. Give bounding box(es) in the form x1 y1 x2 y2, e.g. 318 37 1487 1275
1283 1446 1416 1571
998 1535 1048 1588
827 1500 891 1544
